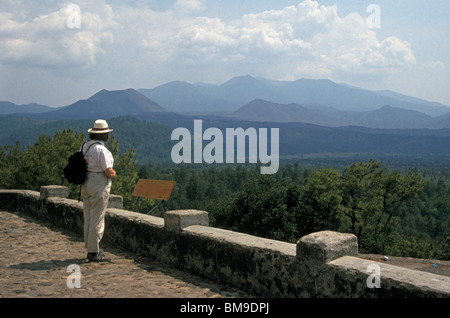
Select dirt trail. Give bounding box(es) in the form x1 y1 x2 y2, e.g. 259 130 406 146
359 253 450 277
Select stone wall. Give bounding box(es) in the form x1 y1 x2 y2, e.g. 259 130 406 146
0 186 449 298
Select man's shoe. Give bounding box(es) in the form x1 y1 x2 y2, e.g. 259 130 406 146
87 251 110 262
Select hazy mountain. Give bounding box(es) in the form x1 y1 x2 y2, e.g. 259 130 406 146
353 105 433 129
139 81 233 113
429 112 450 129
276 78 450 115
373 90 449 116
280 79 450 115
233 99 440 129
0 101 55 114
2 75 448 133
139 75 450 117
138 75 286 113
212 75 288 107
21 88 168 120
233 99 338 125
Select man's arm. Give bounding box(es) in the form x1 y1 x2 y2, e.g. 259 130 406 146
104 167 116 178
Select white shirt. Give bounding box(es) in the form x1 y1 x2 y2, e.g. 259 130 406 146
82 140 114 173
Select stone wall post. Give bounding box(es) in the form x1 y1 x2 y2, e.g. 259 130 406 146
108 194 123 209
296 230 358 275
164 210 209 232
40 185 69 199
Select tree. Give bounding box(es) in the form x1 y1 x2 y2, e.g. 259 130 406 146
385 234 436 259
439 236 450 260
107 134 151 212
0 129 85 198
338 160 384 239
337 160 424 252
186 172 202 202
210 175 300 242
377 171 424 229
0 129 144 209
296 168 342 236
0 142 26 189
295 160 424 253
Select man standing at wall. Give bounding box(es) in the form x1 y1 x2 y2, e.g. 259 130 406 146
81 119 116 262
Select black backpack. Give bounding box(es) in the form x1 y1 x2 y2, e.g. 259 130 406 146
64 142 99 185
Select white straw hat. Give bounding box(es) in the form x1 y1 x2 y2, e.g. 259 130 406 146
87 119 114 134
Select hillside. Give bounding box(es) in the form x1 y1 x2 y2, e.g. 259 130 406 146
233 99 441 129
21 88 168 120
233 99 330 124
0 101 55 114
0 116 173 163
1 115 449 167
431 112 450 129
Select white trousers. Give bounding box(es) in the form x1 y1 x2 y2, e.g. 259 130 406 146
81 172 111 253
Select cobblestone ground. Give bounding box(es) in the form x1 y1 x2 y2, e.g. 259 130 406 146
0 210 252 298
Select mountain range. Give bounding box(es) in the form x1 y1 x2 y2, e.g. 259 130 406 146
2 75 450 129
1 75 449 164
138 75 450 117
233 99 450 129
0 101 54 114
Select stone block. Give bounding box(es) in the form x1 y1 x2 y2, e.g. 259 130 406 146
40 185 69 200
108 194 123 209
164 209 209 232
296 230 358 265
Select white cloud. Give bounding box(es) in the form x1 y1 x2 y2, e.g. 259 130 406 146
0 1 116 68
129 0 417 82
173 0 206 15
425 60 445 71
0 0 418 89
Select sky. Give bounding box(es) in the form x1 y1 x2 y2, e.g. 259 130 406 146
0 0 449 108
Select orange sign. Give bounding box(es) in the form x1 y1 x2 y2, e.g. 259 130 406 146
132 179 176 201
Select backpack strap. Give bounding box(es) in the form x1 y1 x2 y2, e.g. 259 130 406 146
82 141 102 157
77 143 86 202
79 141 86 152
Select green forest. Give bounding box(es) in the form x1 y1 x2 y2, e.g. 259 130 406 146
0 128 449 260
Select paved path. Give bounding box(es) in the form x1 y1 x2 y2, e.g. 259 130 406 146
0 210 252 298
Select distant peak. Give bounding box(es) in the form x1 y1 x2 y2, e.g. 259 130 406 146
375 105 404 112
235 74 254 79
89 88 139 100
294 78 336 84
226 75 258 83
